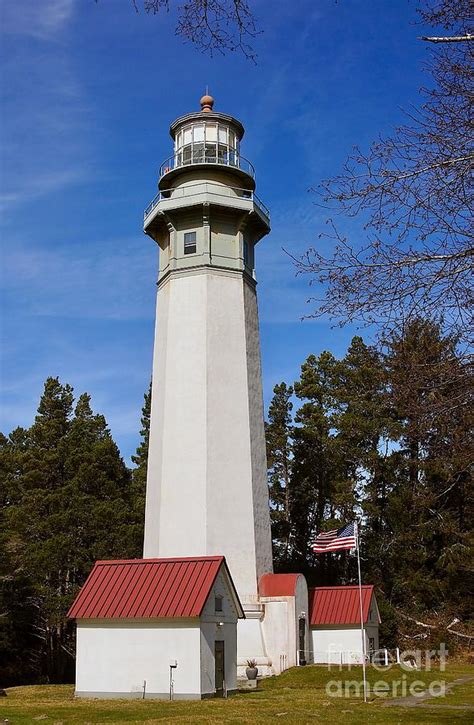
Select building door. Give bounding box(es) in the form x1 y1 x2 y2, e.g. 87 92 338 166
298 617 306 665
215 640 225 697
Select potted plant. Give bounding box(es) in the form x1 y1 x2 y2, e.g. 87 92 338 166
245 659 258 680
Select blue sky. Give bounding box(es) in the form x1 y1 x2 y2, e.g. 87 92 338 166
0 0 435 463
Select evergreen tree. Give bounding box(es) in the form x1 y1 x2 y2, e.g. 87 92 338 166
0 431 40 685
2 378 135 683
291 352 340 573
291 346 387 584
265 383 293 564
129 381 151 555
266 329 472 643
372 321 473 621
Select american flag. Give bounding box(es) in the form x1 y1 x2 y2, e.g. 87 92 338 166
312 522 357 553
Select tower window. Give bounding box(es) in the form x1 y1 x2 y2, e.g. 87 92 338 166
215 595 223 613
243 241 249 265
184 231 197 255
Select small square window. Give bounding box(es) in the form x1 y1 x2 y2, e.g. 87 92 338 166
215 595 223 613
184 231 197 255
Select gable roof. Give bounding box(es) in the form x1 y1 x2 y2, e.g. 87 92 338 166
309 585 377 626
259 573 302 597
68 556 244 620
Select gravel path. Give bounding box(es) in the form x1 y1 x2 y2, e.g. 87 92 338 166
382 675 474 709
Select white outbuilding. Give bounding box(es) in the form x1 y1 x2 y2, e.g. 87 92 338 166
309 585 380 664
68 555 244 699
259 573 310 673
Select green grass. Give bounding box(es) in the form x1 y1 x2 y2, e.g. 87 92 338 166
1 665 472 724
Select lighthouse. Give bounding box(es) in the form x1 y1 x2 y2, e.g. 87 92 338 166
68 96 311 695
142 93 272 581
142 94 282 669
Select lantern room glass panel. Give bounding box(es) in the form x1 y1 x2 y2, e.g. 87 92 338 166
174 121 240 169
194 124 204 142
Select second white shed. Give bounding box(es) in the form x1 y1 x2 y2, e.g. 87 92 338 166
309 585 380 664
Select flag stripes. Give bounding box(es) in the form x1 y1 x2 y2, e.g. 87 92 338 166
312 522 356 553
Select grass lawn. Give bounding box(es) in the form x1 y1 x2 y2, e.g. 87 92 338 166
1 664 473 724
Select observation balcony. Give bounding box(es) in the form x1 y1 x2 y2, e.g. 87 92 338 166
158 148 256 189
145 181 269 221
144 181 270 238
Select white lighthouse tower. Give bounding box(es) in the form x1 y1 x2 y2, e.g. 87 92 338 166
68 96 311 693
142 95 308 673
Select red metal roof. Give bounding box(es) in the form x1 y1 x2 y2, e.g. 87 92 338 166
68 556 243 620
309 586 375 626
259 573 301 597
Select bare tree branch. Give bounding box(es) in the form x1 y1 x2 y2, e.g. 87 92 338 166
420 34 474 42
144 0 259 59
297 0 473 351
95 0 260 58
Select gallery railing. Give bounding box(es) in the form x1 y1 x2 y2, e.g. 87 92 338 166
159 151 256 180
144 181 270 221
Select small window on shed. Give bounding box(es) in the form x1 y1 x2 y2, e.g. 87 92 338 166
215 595 223 613
184 231 197 255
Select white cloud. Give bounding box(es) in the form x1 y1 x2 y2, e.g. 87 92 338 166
0 169 86 215
1 0 75 41
0 0 92 217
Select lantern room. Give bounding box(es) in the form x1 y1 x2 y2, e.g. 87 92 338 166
174 120 239 168
158 95 255 188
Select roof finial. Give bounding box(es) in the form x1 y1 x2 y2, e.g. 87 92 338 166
200 91 214 113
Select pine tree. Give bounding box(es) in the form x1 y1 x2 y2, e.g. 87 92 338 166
2 378 136 683
380 321 473 619
129 381 152 556
265 383 293 564
290 352 355 579
0 430 40 685
333 338 391 564
263 327 473 643
265 346 386 582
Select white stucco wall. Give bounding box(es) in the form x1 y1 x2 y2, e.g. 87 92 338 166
311 624 379 664
200 568 239 693
260 576 310 674
366 624 380 654
75 620 201 698
312 626 363 664
237 611 271 675
143 270 273 603
366 596 380 654
260 600 291 673
294 575 310 665
200 622 238 694
144 274 208 558
241 279 274 587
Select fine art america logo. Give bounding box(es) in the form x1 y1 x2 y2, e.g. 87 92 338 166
326 645 448 699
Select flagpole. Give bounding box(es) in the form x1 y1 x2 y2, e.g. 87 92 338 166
356 522 368 703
